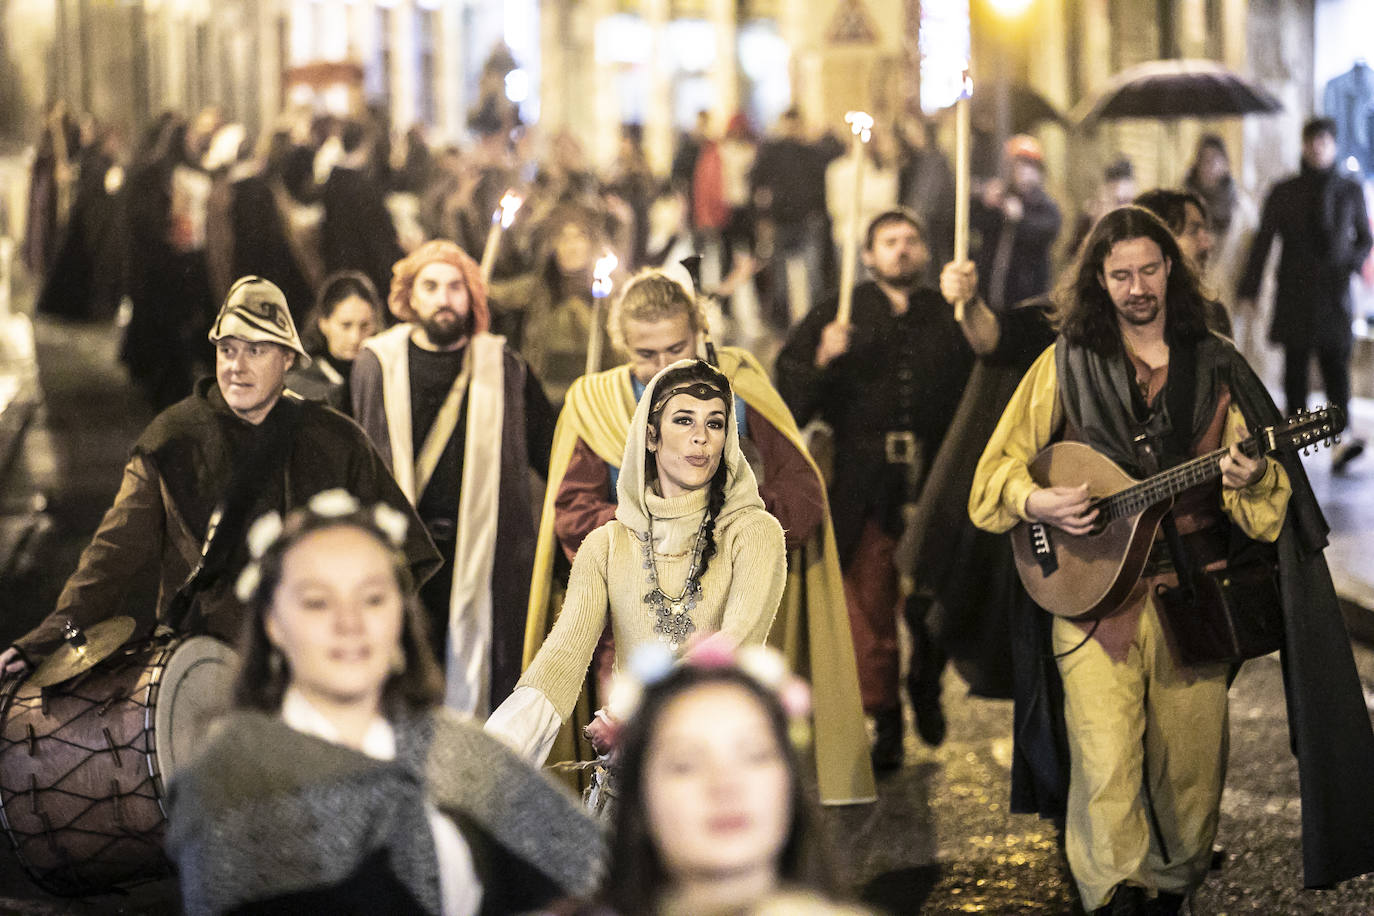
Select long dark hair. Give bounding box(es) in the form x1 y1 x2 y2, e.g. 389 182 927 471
1055 205 1212 356
233 509 445 716
300 271 384 358
645 361 733 580
601 666 826 913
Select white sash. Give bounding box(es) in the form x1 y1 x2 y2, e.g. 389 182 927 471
364 327 505 715
444 333 504 715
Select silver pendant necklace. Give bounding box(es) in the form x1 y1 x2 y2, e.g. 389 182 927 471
639 513 709 650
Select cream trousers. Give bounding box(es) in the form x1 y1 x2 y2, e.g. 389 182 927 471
1053 601 1230 910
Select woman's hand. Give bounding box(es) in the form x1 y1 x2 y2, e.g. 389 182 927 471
584 707 623 755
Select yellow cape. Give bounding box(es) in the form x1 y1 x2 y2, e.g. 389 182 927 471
524 347 876 805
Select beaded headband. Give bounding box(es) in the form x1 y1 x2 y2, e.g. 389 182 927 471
649 381 730 419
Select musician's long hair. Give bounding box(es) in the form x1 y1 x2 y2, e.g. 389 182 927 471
1055 205 1213 356
233 510 444 716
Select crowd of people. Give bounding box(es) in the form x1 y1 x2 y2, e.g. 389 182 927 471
7 96 1374 915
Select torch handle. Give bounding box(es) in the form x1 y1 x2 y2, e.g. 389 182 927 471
479 223 502 284
585 300 606 376
836 135 867 326
954 93 971 266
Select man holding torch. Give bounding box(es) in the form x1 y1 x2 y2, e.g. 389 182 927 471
351 240 556 717
776 208 998 770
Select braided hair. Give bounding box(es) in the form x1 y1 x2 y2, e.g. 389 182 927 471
645 361 733 581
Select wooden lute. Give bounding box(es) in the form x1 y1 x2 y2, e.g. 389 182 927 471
1011 406 1344 620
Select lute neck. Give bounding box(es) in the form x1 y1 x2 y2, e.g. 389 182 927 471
1096 435 1262 522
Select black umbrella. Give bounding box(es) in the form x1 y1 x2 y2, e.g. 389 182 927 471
1074 58 1283 124
972 84 1067 133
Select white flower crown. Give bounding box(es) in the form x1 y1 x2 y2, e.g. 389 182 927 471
233 489 409 602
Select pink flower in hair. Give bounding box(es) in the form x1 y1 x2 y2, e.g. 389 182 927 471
684 632 737 669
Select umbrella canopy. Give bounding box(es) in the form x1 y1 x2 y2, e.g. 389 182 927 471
1074 58 1283 124
971 84 1067 133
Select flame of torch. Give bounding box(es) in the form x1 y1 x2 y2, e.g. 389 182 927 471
844 110 875 143
592 251 619 299
586 251 619 375
497 190 524 229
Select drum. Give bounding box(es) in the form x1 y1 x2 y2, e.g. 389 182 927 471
0 634 237 896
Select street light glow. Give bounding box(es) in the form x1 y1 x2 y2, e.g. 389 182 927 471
987 0 1033 16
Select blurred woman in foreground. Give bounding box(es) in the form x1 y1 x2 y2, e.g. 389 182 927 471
581 650 870 915
166 490 602 915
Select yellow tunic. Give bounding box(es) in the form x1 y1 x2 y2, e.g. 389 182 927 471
968 344 1290 541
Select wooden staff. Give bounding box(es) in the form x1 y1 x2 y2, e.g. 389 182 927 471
479 190 523 284
586 251 619 375
836 111 874 326
953 69 973 320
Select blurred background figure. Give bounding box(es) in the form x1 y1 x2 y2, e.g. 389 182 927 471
970 133 1062 311
605 124 656 270
1238 117 1372 472
577 658 870 915
489 202 621 405
825 125 900 278
224 127 322 327
118 110 219 409
286 270 384 414
1067 156 1135 256
321 118 405 309
896 115 956 278
1185 134 1265 370
22 102 79 282
752 107 832 330
35 118 126 323
166 494 603 915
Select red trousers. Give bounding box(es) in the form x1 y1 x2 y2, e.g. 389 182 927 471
842 519 902 713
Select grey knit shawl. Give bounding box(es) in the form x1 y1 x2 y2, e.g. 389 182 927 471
166 707 605 915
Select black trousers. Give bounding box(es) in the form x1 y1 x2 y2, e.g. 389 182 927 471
1282 340 1351 419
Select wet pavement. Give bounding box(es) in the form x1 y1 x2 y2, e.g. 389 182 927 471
3 308 1374 914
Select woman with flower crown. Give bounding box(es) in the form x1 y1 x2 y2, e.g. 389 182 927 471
164 490 604 915
564 646 873 915
486 359 787 766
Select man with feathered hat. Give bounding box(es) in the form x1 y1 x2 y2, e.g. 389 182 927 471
352 241 556 716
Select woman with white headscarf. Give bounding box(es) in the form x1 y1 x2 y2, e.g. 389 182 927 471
487 359 787 764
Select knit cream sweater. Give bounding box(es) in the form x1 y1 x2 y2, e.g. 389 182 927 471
519 486 786 718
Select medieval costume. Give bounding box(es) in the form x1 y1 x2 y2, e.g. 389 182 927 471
487 207 620 406
521 347 875 805
1237 156 1372 434
166 699 604 915
486 361 787 765
286 352 355 415
321 159 405 313
896 301 1056 699
970 332 1374 906
9 381 438 668
776 280 975 762
352 302 555 716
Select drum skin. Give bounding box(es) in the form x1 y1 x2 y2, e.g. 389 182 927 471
0 635 236 897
